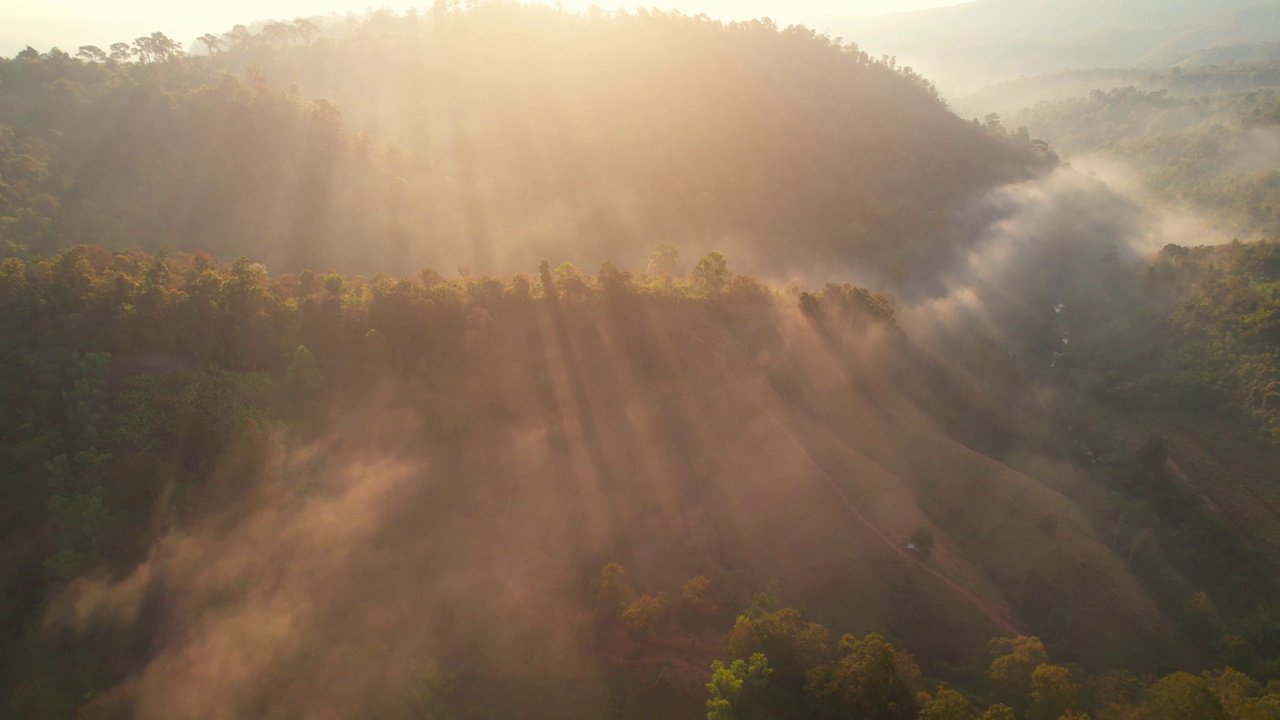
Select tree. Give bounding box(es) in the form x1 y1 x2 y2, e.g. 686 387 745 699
323 271 344 296
223 24 254 50
263 21 298 49
538 259 557 301
286 345 324 401
597 260 631 300
1027 664 1078 720
986 636 1049 711
131 32 182 63
196 33 223 55
680 575 717 625
622 593 668 642
1086 670 1141 716
554 262 590 302
1203 667 1260 720
707 653 772 720
1181 592 1223 643
649 242 680 279
76 45 107 62
109 42 132 61
727 607 831 689
807 633 919 720
693 251 730 294
979 704 1016 720
919 687 976 720
983 113 1006 136
293 18 322 45
1145 672 1225 720
589 562 631 619
361 329 394 376
799 292 824 321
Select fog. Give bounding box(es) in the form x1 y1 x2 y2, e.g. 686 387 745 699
7 1 1277 715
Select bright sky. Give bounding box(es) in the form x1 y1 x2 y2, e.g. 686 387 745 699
0 0 963 55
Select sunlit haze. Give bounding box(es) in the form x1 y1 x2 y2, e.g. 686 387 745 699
0 0 963 55
6 0 1280 716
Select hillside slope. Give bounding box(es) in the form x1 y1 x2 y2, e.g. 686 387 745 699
0 248 1195 718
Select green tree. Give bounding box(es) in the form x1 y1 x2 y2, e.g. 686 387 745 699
1181 592 1224 644
597 260 632 300
323 271 344 296
799 291 824 321
589 561 631 619
196 33 223 55
1145 672 1226 720
1027 664 1078 720
538 258 556 301
649 242 680 279
807 633 919 720
76 45 107 62
622 593 668 642
919 687 976 720
1203 668 1259 720
726 607 831 689
361 328 394 375
286 345 325 400
693 251 730 294
979 704 1016 720
707 653 772 720
987 636 1049 711
681 574 717 625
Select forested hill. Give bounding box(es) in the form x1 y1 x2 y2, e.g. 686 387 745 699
6 239 1280 717
0 3 1051 281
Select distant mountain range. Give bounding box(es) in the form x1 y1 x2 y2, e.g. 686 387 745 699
815 0 1280 94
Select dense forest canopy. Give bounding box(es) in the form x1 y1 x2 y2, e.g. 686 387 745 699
1006 81 1280 237
0 3 1051 284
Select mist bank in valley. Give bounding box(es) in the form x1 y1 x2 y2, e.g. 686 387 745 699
819 0 1280 97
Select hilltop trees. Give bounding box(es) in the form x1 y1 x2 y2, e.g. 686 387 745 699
694 252 731 295
76 45 106 62
130 32 182 62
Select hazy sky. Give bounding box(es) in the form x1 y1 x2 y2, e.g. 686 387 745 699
0 0 964 55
